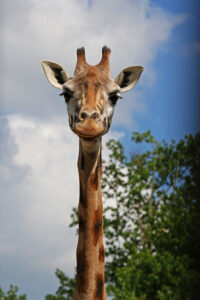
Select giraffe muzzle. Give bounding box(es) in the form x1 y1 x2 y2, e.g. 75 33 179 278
74 118 105 139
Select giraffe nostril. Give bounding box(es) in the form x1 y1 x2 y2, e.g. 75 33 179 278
80 111 100 120
80 112 88 120
91 112 100 119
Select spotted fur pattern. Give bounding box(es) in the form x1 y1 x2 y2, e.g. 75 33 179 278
41 46 143 300
62 66 120 139
75 146 106 299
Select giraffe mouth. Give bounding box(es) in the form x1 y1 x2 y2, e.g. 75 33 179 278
74 119 105 139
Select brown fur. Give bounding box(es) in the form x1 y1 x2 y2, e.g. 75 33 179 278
78 215 85 233
70 47 113 299
93 273 104 299
76 249 89 293
90 153 102 190
79 182 87 207
99 245 105 263
81 152 85 170
92 208 103 246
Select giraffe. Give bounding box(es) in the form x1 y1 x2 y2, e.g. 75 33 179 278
41 46 143 300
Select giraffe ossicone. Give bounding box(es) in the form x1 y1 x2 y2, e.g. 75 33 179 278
41 46 143 300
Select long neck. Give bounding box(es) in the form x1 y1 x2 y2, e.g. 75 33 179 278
74 138 106 300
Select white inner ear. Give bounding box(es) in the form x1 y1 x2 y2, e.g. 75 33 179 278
41 61 70 90
114 66 143 93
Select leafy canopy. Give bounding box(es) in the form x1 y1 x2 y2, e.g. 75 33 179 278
0 285 27 300
62 131 200 300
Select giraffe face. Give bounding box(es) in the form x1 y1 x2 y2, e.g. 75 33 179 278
41 46 143 139
62 67 121 139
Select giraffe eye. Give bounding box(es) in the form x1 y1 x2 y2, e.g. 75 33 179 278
60 88 73 103
109 93 122 105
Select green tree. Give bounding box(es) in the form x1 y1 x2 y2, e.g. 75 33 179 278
46 131 200 300
103 131 200 299
45 269 75 300
0 285 27 300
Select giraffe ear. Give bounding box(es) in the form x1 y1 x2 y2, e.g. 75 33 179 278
41 61 70 89
114 66 143 93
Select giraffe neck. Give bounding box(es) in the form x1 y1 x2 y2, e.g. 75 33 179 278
74 138 106 300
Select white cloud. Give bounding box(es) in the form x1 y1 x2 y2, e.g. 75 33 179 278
0 114 78 297
0 114 124 298
1 0 184 125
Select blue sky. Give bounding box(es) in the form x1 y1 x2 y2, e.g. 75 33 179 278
0 0 199 299
147 0 199 140
116 0 200 149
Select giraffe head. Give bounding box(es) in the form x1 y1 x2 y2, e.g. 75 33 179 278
41 46 143 139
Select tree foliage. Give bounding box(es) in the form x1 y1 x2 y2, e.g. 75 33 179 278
45 269 75 300
47 131 200 299
102 131 200 299
0 285 27 300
